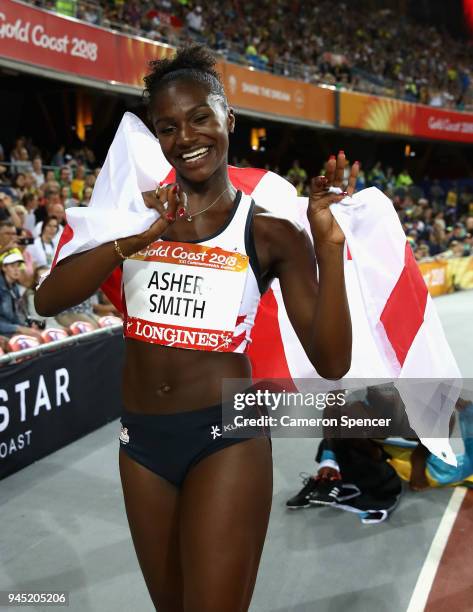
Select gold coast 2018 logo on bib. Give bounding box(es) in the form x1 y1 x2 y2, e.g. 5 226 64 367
122 241 249 352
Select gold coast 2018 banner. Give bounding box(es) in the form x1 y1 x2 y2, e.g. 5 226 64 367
0 0 334 126
339 91 473 143
0 0 174 87
419 256 473 296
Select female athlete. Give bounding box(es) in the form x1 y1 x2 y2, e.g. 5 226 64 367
35 45 357 612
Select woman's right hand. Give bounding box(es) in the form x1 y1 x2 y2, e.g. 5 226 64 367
118 183 186 256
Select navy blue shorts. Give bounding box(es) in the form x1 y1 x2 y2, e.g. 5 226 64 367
119 402 271 487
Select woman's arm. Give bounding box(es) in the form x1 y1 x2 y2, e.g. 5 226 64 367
267 218 351 380
35 185 182 317
262 153 357 379
34 237 133 317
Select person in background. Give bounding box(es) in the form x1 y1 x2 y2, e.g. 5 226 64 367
60 185 79 209
51 145 66 167
9 138 26 174
0 252 42 341
22 193 40 234
16 228 36 288
0 193 22 227
80 186 93 206
23 265 65 331
34 203 65 244
70 164 86 201
27 216 60 267
0 220 21 264
396 168 413 188
11 173 28 201
31 156 45 188
368 161 385 189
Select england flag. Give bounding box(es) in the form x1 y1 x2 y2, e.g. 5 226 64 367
50 113 462 464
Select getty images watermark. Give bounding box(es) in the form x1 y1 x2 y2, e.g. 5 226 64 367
220 378 472 439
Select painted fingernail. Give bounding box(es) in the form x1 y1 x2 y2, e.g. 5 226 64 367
338 150 345 155
165 213 175 222
329 155 336 160
355 160 360 165
341 191 348 196
178 208 186 217
172 185 178 193
159 181 164 186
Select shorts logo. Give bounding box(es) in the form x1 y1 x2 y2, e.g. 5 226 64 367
210 425 221 440
119 426 130 444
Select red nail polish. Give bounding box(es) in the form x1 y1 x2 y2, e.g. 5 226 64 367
159 181 164 186
172 185 178 193
329 155 336 160
166 213 175 222
341 191 348 196
338 150 345 155
178 208 185 217
355 160 360 165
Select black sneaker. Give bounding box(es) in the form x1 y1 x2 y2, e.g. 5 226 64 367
286 473 320 509
309 479 361 506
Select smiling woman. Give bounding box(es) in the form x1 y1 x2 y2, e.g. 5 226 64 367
34 44 357 611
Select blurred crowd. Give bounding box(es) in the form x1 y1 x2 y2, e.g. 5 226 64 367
235 155 473 262
0 137 122 355
29 0 473 110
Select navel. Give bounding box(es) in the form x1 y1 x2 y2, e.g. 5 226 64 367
156 383 172 395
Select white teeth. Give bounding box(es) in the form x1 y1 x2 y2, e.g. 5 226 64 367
182 147 209 160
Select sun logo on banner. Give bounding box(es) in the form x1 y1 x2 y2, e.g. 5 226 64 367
363 98 416 135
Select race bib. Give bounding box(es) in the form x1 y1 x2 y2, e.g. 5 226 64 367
123 241 249 351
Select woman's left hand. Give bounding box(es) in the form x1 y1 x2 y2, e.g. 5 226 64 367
307 152 359 247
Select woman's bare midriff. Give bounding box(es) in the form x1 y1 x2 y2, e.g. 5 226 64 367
122 338 252 414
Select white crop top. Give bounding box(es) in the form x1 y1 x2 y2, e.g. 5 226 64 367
122 191 263 353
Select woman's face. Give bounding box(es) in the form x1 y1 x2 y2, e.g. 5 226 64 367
42 219 59 240
150 79 234 184
16 174 25 188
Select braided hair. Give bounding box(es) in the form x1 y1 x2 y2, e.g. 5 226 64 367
143 44 228 111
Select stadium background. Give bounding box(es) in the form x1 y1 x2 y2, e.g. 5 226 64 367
1 1 473 611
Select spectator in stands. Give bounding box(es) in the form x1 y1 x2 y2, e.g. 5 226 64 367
0 220 21 265
27 216 60 267
84 173 96 190
0 193 22 227
368 161 385 189
16 228 35 287
51 145 66 167
12 205 28 233
0 252 42 340
186 5 204 36
58 166 72 189
22 194 40 234
31 156 45 188
70 164 86 200
396 168 414 188
9 138 26 173
23 265 65 331
11 173 28 201
34 203 65 244
60 185 78 209
80 186 93 207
